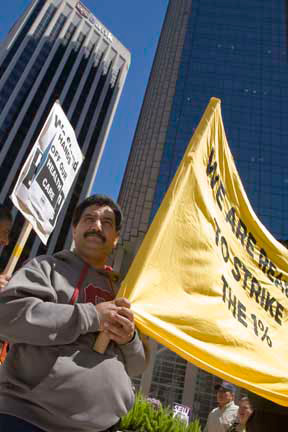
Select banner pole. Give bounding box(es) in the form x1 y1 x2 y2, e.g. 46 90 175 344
93 331 110 353
4 220 33 276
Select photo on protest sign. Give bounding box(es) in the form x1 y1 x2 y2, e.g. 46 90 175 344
11 101 84 244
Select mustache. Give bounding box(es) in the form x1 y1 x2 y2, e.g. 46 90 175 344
84 231 106 242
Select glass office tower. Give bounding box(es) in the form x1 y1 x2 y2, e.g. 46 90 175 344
117 0 288 425
0 0 130 264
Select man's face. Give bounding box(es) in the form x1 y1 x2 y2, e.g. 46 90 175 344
72 204 119 262
0 219 12 246
216 388 234 407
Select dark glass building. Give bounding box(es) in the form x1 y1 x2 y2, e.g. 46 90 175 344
116 0 288 426
151 0 288 237
0 0 130 264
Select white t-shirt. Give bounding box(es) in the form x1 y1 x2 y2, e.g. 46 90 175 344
204 401 239 432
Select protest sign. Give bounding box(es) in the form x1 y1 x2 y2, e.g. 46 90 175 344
11 101 83 245
172 403 191 424
117 98 288 405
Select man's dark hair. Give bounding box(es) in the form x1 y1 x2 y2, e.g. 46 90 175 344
72 194 123 231
0 205 12 222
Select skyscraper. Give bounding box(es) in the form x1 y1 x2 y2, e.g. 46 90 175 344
117 0 288 425
0 0 130 263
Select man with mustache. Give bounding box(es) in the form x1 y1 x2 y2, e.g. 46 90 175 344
0 194 147 432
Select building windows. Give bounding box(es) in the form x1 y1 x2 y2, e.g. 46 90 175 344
0 4 57 117
0 0 46 80
0 13 66 146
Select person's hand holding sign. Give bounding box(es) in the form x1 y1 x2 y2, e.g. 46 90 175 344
0 274 10 290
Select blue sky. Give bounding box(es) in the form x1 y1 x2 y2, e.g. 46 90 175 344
0 0 168 200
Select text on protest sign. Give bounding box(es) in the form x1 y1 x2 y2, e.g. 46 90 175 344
11 101 84 244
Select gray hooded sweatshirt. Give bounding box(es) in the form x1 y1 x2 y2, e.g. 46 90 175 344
0 250 146 432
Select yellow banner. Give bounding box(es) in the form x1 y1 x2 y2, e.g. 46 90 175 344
119 98 288 406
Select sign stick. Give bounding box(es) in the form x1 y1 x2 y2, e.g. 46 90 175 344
4 220 32 277
93 331 110 353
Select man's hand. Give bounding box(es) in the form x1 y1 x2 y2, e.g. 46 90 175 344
95 297 135 345
0 273 10 290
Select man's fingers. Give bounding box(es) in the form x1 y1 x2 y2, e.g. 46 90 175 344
0 274 11 281
114 297 131 308
112 311 134 329
104 307 133 324
104 321 135 344
95 300 134 334
116 306 134 321
105 313 134 334
0 274 11 289
104 306 133 323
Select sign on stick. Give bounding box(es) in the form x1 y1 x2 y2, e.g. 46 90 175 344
11 101 84 244
172 403 191 425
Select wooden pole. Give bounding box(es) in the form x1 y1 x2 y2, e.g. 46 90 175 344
4 220 33 276
93 332 110 353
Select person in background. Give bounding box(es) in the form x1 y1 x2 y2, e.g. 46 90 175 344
0 204 13 363
228 396 254 432
0 194 147 432
204 380 239 432
0 204 12 289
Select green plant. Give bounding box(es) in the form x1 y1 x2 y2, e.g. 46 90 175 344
120 392 201 432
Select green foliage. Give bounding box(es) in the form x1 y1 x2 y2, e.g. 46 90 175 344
120 393 202 432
